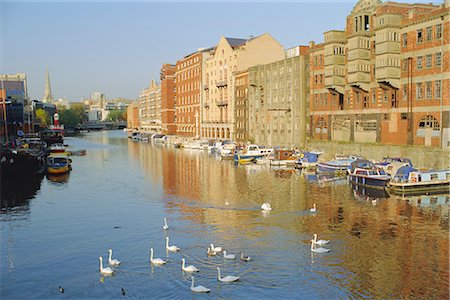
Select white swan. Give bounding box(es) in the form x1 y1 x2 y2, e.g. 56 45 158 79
310 203 317 213
191 276 210 293
223 251 236 260
210 243 223 252
240 252 251 261
182 258 199 272
166 237 180 252
311 234 329 246
99 257 114 275
261 203 272 211
162 217 169 230
206 247 217 256
310 241 330 253
217 267 240 282
108 249 121 266
150 248 166 265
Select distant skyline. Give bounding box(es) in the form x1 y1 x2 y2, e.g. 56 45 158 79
1 0 444 101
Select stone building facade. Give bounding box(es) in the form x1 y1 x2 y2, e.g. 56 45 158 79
234 70 249 143
138 80 161 133
201 34 285 140
248 46 310 148
309 0 449 148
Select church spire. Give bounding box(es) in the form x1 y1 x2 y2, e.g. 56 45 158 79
42 69 54 103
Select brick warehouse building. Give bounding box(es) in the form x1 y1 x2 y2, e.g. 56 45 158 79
175 48 212 138
309 0 449 148
160 64 176 135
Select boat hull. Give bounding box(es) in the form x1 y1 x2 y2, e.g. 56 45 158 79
387 180 450 196
349 174 391 189
47 165 70 175
317 163 349 173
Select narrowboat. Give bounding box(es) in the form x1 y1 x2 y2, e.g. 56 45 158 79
387 166 450 195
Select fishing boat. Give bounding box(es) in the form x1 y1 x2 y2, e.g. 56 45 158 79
348 159 391 189
47 153 72 175
387 166 450 195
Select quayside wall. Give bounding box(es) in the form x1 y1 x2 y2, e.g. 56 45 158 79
306 139 450 169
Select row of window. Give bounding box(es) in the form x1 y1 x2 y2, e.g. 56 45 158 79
402 24 442 46
177 67 201 81
409 80 442 100
177 56 200 70
402 52 442 71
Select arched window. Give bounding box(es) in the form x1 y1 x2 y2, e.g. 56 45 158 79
418 115 439 130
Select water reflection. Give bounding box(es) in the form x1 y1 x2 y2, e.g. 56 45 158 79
1 175 44 214
128 140 449 299
46 172 70 184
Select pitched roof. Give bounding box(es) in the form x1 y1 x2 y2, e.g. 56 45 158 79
225 37 247 48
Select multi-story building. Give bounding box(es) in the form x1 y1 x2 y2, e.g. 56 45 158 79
127 102 140 130
309 0 449 148
160 64 176 135
234 70 249 142
248 46 310 148
0 73 33 135
138 80 161 133
175 48 212 138
201 34 285 140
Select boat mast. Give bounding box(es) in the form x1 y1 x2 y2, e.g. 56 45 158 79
1 78 8 144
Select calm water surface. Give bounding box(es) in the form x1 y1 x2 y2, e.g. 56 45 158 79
1 131 449 299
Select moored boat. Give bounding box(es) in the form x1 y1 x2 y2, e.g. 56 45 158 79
233 144 273 162
317 155 361 173
348 159 391 189
47 153 71 175
387 166 450 195
294 151 323 170
49 143 65 153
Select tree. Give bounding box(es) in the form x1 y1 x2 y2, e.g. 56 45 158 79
106 110 125 122
35 108 51 128
57 103 87 128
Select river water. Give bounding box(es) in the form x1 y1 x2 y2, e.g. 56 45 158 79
1 130 449 299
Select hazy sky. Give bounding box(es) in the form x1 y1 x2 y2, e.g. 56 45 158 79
1 0 443 102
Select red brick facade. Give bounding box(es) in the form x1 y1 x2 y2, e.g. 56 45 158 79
309 0 449 148
160 64 176 135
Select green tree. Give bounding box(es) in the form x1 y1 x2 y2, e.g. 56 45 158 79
57 103 87 128
35 108 51 127
106 110 125 122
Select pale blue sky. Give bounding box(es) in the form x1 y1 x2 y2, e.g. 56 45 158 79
0 0 443 101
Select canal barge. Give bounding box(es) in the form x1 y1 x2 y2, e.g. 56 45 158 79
387 166 450 195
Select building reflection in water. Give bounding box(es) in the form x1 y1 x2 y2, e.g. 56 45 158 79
128 141 449 299
1 175 44 214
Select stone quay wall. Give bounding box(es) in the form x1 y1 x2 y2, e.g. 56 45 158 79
306 139 450 169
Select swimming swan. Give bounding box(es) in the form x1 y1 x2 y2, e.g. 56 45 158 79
217 267 240 282
310 203 317 213
210 243 223 252
150 248 166 265
166 237 180 252
108 249 121 266
310 241 330 253
191 276 210 293
99 256 114 275
163 217 169 230
207 247 217 256
182 258 199 272
261 203 272 211
311 234 329 246
240 252 251 261
223 251 236 260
